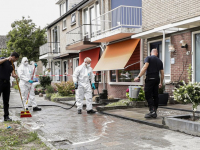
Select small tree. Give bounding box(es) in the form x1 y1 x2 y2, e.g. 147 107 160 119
1 16 47 66
173 64 200 120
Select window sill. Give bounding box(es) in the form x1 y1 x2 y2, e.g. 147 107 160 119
62 27 67 31
108 82 143 86
71 22 76 26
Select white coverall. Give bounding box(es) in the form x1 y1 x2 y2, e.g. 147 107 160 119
17 57 39 109
73 62 95 111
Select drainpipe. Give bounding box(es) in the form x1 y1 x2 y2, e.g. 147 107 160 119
162 30 165 69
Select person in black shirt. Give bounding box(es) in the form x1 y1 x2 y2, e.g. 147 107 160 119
0 52 19 121
134 49 164 118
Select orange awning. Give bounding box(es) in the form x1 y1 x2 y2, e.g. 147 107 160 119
93 39 140 71
79 47 100 70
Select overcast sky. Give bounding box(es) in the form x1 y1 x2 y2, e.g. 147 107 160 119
0 0 59 35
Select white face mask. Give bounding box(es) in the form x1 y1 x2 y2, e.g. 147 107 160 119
24 62 28 66
87 64 91 68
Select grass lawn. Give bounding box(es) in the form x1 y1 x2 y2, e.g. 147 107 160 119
0 110 50 150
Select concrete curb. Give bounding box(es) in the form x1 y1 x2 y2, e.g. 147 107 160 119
159 106 200 113
99 111 167 129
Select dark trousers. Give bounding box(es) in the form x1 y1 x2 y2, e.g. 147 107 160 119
145 77 160 110
0 80 10 117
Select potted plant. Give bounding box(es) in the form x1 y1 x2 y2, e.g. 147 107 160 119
126 87 147 107
158 84 169 106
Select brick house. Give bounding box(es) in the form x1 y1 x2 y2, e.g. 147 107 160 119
131 0 200 101
39 0 143 99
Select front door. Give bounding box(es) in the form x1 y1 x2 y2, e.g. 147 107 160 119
195 33 200 82
63 60 68 82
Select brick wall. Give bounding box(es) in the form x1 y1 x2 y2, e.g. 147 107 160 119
142 0 200 31
94 83 128 99
171 31 192 82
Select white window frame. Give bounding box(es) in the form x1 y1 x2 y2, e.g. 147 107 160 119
82 1 100 38
51 25 60 53
108 40 144 85
52 60 61 82
62 59 68 81
95 71 103 83
192 30 200 83
71 12 76 25
60 1 66 16
73 57 79 72
62 18 67 30
148 38 171 83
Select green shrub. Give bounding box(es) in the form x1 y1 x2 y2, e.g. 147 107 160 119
39 76 52 88
35 84 42 89
46 93 53 99
126 87 145 101
14 85 19 90
55 81 75 96
173 81 200 110
106 99 130 107
45 85 55 94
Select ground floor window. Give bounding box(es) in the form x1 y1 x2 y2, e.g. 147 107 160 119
195 33 200 82
73 57 79 72
54 61 61 81
95 71 101 82
118 70 140 82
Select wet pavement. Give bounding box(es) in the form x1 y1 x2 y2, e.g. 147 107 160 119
1 89 200 149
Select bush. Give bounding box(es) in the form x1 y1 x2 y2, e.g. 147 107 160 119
173 81 200 110
54 81 75 96
39 76 52 88
35 84 42 89
46 93 53 99
106 99 130 107
45 85 56 94
126 87 145 101
14 85 19 90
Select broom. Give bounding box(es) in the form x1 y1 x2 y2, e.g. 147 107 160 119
11 60 32 118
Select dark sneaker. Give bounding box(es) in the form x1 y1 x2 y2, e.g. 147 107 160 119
87 109 96 114
4 116 12 121
33 107 41 111
145 111 157 118
78 109 82 114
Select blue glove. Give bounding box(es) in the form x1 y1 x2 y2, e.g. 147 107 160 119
92 83 96 89
34 63 38 68
75 83 78 89
28 80 34 83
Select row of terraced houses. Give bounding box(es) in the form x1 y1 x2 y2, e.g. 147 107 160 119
39 0 200 100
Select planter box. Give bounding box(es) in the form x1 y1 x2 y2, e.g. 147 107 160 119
44 96 51 101
158 93 169 106
163 115 200 136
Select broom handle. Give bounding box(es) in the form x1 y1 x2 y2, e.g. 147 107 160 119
26 66 36 104
11 61 25 110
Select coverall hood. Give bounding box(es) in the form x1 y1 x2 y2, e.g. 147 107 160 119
21 57 28 66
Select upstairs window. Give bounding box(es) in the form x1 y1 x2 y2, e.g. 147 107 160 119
60 1 66 16
63 19 67 30
71 12 76 25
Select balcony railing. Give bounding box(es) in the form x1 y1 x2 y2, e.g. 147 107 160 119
39 42 60 56
66 24 92 46
91 5 142 37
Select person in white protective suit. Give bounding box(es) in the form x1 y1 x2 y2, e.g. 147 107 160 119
17 57 41 111
73 57 96 114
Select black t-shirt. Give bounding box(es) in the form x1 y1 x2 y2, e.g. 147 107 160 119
0 57 14 80
144 55 163 78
